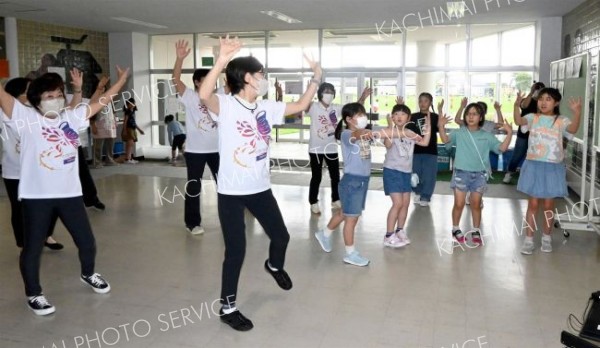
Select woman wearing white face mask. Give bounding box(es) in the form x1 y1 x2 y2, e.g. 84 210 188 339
199 35 322 331
305 82 371 215
0 67 130 316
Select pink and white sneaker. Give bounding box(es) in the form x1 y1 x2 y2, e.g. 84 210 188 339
470 230 483 246
452 229 466 244
396 229 411 245
383 233 408 248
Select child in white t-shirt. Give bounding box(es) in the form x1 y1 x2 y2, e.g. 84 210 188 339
199 35 321 332
0 67 129 316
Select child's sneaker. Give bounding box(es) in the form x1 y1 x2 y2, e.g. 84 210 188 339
81 273 111 294
383 233 408 248
541 236 552 253
502 172 513 184
331 200 342 210
470 230 483 246
520 238 535 255
413 195 421 204
314 230 332 252
310 203 321 214
343 250 370 267
452 229 466 243
396 229 411 244
27 295 55 316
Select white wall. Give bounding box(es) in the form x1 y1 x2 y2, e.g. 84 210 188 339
4 17 19 78
109 32 153 157
536 17 562 84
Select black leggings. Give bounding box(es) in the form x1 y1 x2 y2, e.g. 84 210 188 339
20 197 96 296
184 152 219 229
3 179 57 248
309 153 340 205
218 189 290 307
78 146 101 207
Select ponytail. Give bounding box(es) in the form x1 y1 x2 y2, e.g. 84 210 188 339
334 119 345 141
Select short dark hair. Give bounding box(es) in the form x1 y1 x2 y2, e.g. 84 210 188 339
26 73 65 111
225 56 263 95
164 114 174 123
463 103 485 127
392 104 411 115
4 77 31 99
192 69 210 84
317 82 335 101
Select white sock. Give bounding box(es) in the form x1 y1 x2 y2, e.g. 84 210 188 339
452 226 460 232
525 236 534 242
324 228 334 237
222 306 237 314
345 245 355 254
542 234 552 241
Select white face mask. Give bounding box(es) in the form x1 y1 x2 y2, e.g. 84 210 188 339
40 98 65 116
356 115 368 129
254 77 269 96
321 93 334 104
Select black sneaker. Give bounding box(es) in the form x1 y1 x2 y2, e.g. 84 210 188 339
27 295 56 316
44 241 64 250
264 260 292 290
219 309 254 331
86 201 105 211
81 273 111 294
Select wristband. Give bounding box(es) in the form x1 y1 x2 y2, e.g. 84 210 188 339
73 89 82 93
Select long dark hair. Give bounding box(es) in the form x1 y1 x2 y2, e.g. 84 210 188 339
537 87 562 125
335 102 366 140
418 92 435 113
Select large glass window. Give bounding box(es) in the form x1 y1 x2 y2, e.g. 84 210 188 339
268 30 318 69
501 25 535 66
195 32 266 67
322 28 402 68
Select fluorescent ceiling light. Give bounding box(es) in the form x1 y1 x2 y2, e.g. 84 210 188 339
111 17 168 29
447 1 466 18
260 10 302 24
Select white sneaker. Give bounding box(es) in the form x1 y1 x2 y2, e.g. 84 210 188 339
126 159 138 164
541 236 552 253
187 226 205 235
383 233 408 248
520 238 535 255
396 229 411 244
413 195 421 204
310 203 321 214
331 200 342 210
503 172 513 184
419 200 429 207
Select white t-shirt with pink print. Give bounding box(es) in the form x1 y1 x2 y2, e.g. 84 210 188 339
307 101 342 154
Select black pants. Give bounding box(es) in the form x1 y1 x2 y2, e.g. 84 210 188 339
172 134 186 151
20 197 96 296
308 153 340 205
3 179 57 248
78 146 101 206
184 152 219 229
218 189 290 306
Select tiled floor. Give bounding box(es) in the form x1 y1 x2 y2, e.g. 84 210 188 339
0 165 599 348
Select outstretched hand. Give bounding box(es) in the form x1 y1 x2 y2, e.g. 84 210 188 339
303 52 322 80
396 96 404 105
438 113 452 128
460 97 468 108
175 40 191 60
514 91 526 107
568 96 582 114
70 68 83 91
218 35 243 63
494 101 501 111
116 65 130 82
501 120 513 134
437 98 444 113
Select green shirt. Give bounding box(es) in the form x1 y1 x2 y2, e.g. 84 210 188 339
446 127 502 172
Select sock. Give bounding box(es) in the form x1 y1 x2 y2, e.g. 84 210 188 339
222 306 237 315
395 227 403 233
542 234 552 241
385 232 394 238
472 227 480 234
452 225 460 232
345 245 355 254
324 228 334 238
267 261 278 272
525 236 534 242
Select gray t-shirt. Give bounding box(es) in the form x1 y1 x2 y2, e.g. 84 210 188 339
383 137 416 173
341 129 371 177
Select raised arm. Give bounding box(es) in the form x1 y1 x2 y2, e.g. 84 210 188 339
437 98 444 116
493 101 504 129
566 97 582 134
438 113 451 143
90 66 130 119
513 92 528 126
89 76 109 104
68 68 83 108
357 87 371 105
498 120 513 152
199 35 243 116
454 97 467 126
0 82 16 119
275 79 283 102
173 40 191 97
284 53 322 115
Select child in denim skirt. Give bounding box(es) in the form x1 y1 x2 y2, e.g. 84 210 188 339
439 103 513 246
314 103 422 266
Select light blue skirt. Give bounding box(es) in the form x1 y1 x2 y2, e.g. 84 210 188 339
517 160 567 198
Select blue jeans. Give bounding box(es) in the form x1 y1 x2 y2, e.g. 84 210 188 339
507 136 528 173
412 154 438 202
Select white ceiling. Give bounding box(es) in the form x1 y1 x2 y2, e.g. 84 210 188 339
0 0 586 34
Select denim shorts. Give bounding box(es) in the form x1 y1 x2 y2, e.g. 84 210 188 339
339 173 370 217
383 167 412 195
450 169 487 194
